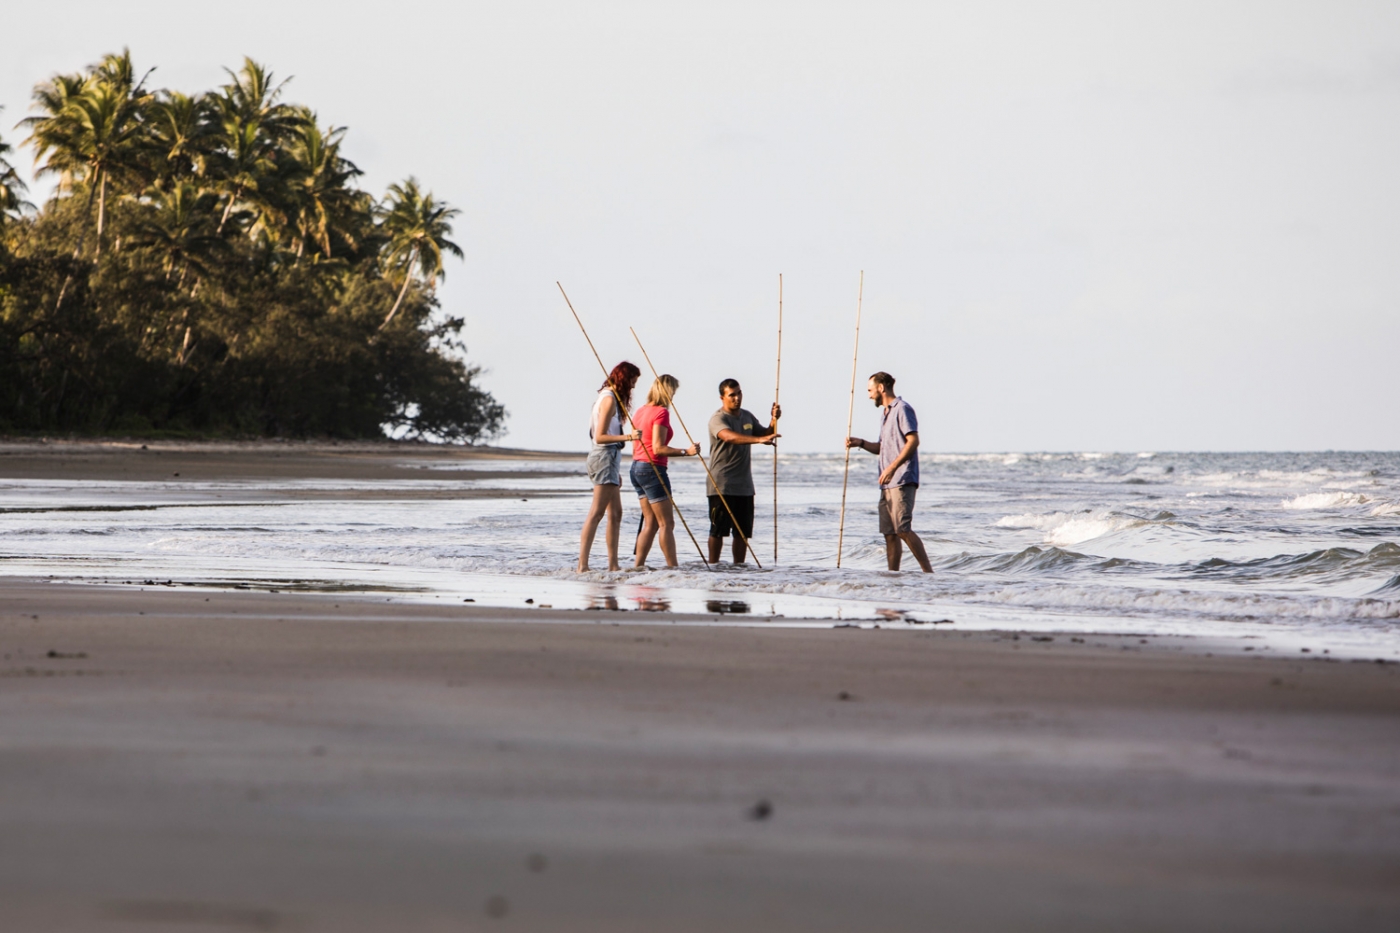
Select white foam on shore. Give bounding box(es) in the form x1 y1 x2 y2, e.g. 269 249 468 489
995 510 1145 546
1282 492 1371 510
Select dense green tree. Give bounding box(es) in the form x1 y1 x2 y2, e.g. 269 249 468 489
0 51 504 443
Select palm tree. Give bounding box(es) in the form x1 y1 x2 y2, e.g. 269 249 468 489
127 181 224 283
210 59 305 234
20 72 89 211
145 91 219 186
22 49 154 255
375 178 462 333
286 119 364 260
126 182 225 364
0 111 33 224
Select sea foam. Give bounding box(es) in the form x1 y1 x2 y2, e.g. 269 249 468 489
995 510 1147 546
1281 492 1371 510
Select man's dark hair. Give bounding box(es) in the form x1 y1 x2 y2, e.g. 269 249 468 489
869 372 896 393
718 378 741 396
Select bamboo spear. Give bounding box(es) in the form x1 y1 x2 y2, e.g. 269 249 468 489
630 327 763 570
772 273 782 563
556 283 710 570
836 271 864 569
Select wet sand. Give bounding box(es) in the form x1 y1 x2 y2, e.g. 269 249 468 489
3 579 1398 932
0 438 583 498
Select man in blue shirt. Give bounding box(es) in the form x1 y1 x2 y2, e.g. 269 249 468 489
845 371 933 572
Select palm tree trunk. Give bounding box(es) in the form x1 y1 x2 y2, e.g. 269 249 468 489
95 172 107 257
376 246 419 333
67 174 102 260
53 177 104 314
217 184 243 234
53 276 74 315
178 326 195 366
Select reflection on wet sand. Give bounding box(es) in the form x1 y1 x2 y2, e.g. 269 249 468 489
705 599 750 615
628 586 671 612
587 594 620 611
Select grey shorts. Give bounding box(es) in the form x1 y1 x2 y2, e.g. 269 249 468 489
878 485 917 535
586 444 622 486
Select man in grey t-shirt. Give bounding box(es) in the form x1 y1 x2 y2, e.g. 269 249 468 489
845 371 933 572
706 379 781 564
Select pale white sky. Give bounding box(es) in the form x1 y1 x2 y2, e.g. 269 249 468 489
5 1 1397 451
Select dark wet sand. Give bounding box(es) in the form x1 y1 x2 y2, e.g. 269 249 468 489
2 580 1398 932
0 439 583 498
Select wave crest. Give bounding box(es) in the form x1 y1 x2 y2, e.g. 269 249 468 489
994 509 1156 546
1281 492 1371 510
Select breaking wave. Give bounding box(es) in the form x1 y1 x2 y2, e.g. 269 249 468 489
1282 492 1372 510
995 509 1171 546
1186 543 1400 583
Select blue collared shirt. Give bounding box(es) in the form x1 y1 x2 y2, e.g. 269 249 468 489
878 397 919 489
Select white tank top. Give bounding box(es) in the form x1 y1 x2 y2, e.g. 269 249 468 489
590 389 623 446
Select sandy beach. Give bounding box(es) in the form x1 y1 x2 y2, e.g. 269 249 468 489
3 577 1398 931
0 439 581 494
2 440 1399 930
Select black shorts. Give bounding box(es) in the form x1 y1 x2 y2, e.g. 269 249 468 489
708 495 755 539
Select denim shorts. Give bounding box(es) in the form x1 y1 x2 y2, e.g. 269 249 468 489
630 459 672 503
586 444 622 486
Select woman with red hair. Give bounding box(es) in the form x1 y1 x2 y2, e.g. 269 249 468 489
578 361 642 571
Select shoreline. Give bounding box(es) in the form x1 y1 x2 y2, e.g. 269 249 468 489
3 578 1398 930
4 441 1397 658
0 437 582 484
15 575 1391 662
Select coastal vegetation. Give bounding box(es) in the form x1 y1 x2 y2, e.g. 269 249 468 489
0 50 504 441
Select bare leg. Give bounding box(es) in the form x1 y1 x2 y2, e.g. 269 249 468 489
898 530 934 573
654 499 679 568
708 536 723 564
885 534 903 571
602 485 623 570
731 534 746 564
577 484 619 571
634 498 659 568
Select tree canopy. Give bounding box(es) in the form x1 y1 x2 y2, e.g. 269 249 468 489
1 51 505 441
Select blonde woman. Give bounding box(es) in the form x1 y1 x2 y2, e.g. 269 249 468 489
629 374 699 568
578 362 643 571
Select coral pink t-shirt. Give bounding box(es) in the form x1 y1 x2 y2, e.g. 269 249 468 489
631 405 673 467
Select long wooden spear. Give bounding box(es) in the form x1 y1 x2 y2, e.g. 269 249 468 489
772 273 782 563
557 283 710 570
630 327 763 569
836 271 864 569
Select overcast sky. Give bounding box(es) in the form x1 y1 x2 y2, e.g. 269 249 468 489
5 1 1397 452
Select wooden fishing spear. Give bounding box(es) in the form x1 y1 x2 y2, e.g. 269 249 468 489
630 327 763 569
836 271 863 569
772 273 782 563
557 283 711 570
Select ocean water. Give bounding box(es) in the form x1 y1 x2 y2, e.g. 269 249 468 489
3 450 1399 657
